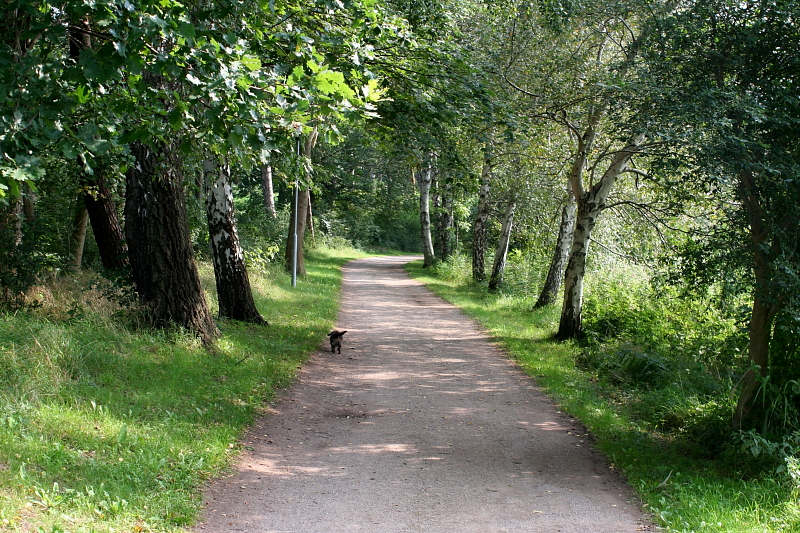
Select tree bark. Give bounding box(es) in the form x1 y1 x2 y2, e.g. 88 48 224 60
261 163 277 218
67 12 129 272
285 186 310 276
557 135 642 340
438 180 454 261
472 148 493 283
417 158 436 268
732 170 785 429
204 158 266 325
534 195 576 308
125 140 219 344
68 198 89 271
83 176 129 270
21 184 35 224
284 131 317 277
306 189 315 245
488 195 517 292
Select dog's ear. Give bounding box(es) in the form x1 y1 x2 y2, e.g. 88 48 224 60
340 331 347 335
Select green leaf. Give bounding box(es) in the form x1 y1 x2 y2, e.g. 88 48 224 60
241 57 261 72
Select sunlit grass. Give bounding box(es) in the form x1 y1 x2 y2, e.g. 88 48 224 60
0 244 365 532
406 259 800 533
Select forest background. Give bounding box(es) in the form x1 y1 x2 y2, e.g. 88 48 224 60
1 0 799 531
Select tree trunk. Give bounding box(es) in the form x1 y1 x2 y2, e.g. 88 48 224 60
285 186 310 276
535 195 576 308
306 189 315 245
7 198 22 246
68 198 89 271
488 195 517 292
261 163 277 218
440 182 454 260
472 148 492 283
417 158 436 268
83 176 129 270
732 169 785 429
0 200 23 303
21 184 35 223
284 130 318 277
204 158 266 325
125 140 219 344
557 135 642 340
67 12 129 272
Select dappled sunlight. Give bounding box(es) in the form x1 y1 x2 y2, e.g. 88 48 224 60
532 421 573 431
327 443 416 454
200 256 649 532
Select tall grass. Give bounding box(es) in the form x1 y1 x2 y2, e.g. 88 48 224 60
406 257 800 533
0 244 366 532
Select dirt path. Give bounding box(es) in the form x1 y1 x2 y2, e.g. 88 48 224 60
195 256 653 533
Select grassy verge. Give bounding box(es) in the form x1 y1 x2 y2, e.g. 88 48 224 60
405 260 800 533
0 246 366 532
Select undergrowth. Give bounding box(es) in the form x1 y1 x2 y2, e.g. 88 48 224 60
406 256 800 533
0 244 365 532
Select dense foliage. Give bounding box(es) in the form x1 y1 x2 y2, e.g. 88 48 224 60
2 0 799 530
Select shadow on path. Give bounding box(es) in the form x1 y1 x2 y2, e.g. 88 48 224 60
195 256 653 533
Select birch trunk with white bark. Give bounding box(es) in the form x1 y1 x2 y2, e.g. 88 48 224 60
418 158 436 268
488 195 517 292
535 195 576 308
204 158 266 325
557 135 643 339
261 163 277 218
472 150 493 282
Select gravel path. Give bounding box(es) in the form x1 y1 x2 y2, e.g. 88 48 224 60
195 256 653 533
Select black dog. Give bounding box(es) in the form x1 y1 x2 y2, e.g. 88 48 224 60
327 330 347 353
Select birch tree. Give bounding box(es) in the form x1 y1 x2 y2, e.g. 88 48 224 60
417 158 437 268
534 194 576 308
204 158 266 325
498 0 669 338
472 146 494 282
488 193 517 291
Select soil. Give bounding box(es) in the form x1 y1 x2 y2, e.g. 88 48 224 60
194 256 655 533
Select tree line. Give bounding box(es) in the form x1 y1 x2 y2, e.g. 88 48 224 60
2 0 798 433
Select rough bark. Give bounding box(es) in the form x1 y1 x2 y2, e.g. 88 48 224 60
472 149 493 283
261 163 277 218
204 158 266 325
125 140 219 344
68 198 89 271
488 196 517 292
417 159 436 268
535 196 576 308
83 176 129 270
557 136 642 340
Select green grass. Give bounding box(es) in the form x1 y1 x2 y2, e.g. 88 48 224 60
0 245 366 532
405 260 800 533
